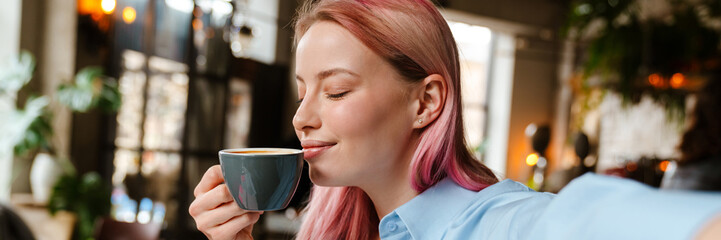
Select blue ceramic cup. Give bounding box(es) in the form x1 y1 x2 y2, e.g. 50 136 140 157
219 148 303 211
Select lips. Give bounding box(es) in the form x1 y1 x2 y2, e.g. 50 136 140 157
301 140 336 160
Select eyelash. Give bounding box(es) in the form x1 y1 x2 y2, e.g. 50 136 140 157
326 91 349 100
296 91 349 104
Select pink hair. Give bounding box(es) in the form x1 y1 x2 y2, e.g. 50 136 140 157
293 0 498 239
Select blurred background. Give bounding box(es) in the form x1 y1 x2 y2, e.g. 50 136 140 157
1 0 720 239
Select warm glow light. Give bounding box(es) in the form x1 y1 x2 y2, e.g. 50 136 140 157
192 19 203 31
659 160 670 172
648 73 663 88
78 0 100 15
670 73 685 89
626 162 638 172
122 7 137 24
101 0 115 14
91 12 103 21
526 153 539 166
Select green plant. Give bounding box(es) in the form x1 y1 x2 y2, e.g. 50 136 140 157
13 101 52 156
2 52 121 157
48 170 111 240
0 51 50 157
0 50 35 94
57 66 121 113
565 0 721 122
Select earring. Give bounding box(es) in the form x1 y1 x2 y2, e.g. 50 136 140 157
418 119 423 124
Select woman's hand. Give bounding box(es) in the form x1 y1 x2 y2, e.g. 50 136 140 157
189 165 264 240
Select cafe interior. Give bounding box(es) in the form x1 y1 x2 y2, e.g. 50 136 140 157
1 0 720 239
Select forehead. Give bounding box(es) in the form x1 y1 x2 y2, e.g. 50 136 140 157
295 21 380 79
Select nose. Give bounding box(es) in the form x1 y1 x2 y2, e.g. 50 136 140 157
292 96 321 134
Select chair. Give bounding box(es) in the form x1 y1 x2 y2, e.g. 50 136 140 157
95 217 161 240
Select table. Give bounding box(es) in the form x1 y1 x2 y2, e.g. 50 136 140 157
10 193 75 240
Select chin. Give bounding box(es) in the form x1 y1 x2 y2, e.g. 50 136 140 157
307 164 347 187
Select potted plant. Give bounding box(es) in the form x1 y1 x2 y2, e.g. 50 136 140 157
50 64 120 240
0 51 50 202
1 50 121 240
48 170 111 240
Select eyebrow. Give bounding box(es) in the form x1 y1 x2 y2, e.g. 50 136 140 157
296 68 360 82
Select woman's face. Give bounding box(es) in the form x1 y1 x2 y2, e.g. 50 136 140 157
293 21 419 187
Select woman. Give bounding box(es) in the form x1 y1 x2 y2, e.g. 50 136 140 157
189 0 721 239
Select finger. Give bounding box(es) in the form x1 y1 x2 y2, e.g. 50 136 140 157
190 184 235 216
195 165 225 197
207 212 262 240
194 201 246 230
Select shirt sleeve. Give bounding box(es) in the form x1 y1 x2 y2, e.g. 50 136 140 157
528 173 721 240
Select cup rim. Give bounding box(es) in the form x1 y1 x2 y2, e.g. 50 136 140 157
219 148 303 156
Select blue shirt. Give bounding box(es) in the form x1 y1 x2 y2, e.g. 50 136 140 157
378 173 721 240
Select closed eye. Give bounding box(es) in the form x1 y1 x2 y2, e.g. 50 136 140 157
326 91 349 100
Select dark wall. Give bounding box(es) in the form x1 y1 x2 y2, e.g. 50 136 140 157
227 58 292 148
446 0 568 29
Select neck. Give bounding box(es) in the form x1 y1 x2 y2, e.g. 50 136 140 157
359 135 421 219
363 168 418 219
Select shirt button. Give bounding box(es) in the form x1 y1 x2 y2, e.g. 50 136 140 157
387 222 398 232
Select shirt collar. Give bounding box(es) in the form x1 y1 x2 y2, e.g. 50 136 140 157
380 177 527 239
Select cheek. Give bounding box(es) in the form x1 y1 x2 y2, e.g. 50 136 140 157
325 93 387 137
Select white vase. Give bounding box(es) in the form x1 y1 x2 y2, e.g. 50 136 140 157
30 153 63 205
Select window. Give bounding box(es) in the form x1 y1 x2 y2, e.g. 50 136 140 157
445 12 517 177
449 21 493 161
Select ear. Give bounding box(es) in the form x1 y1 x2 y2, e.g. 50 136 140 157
413 74 447 129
